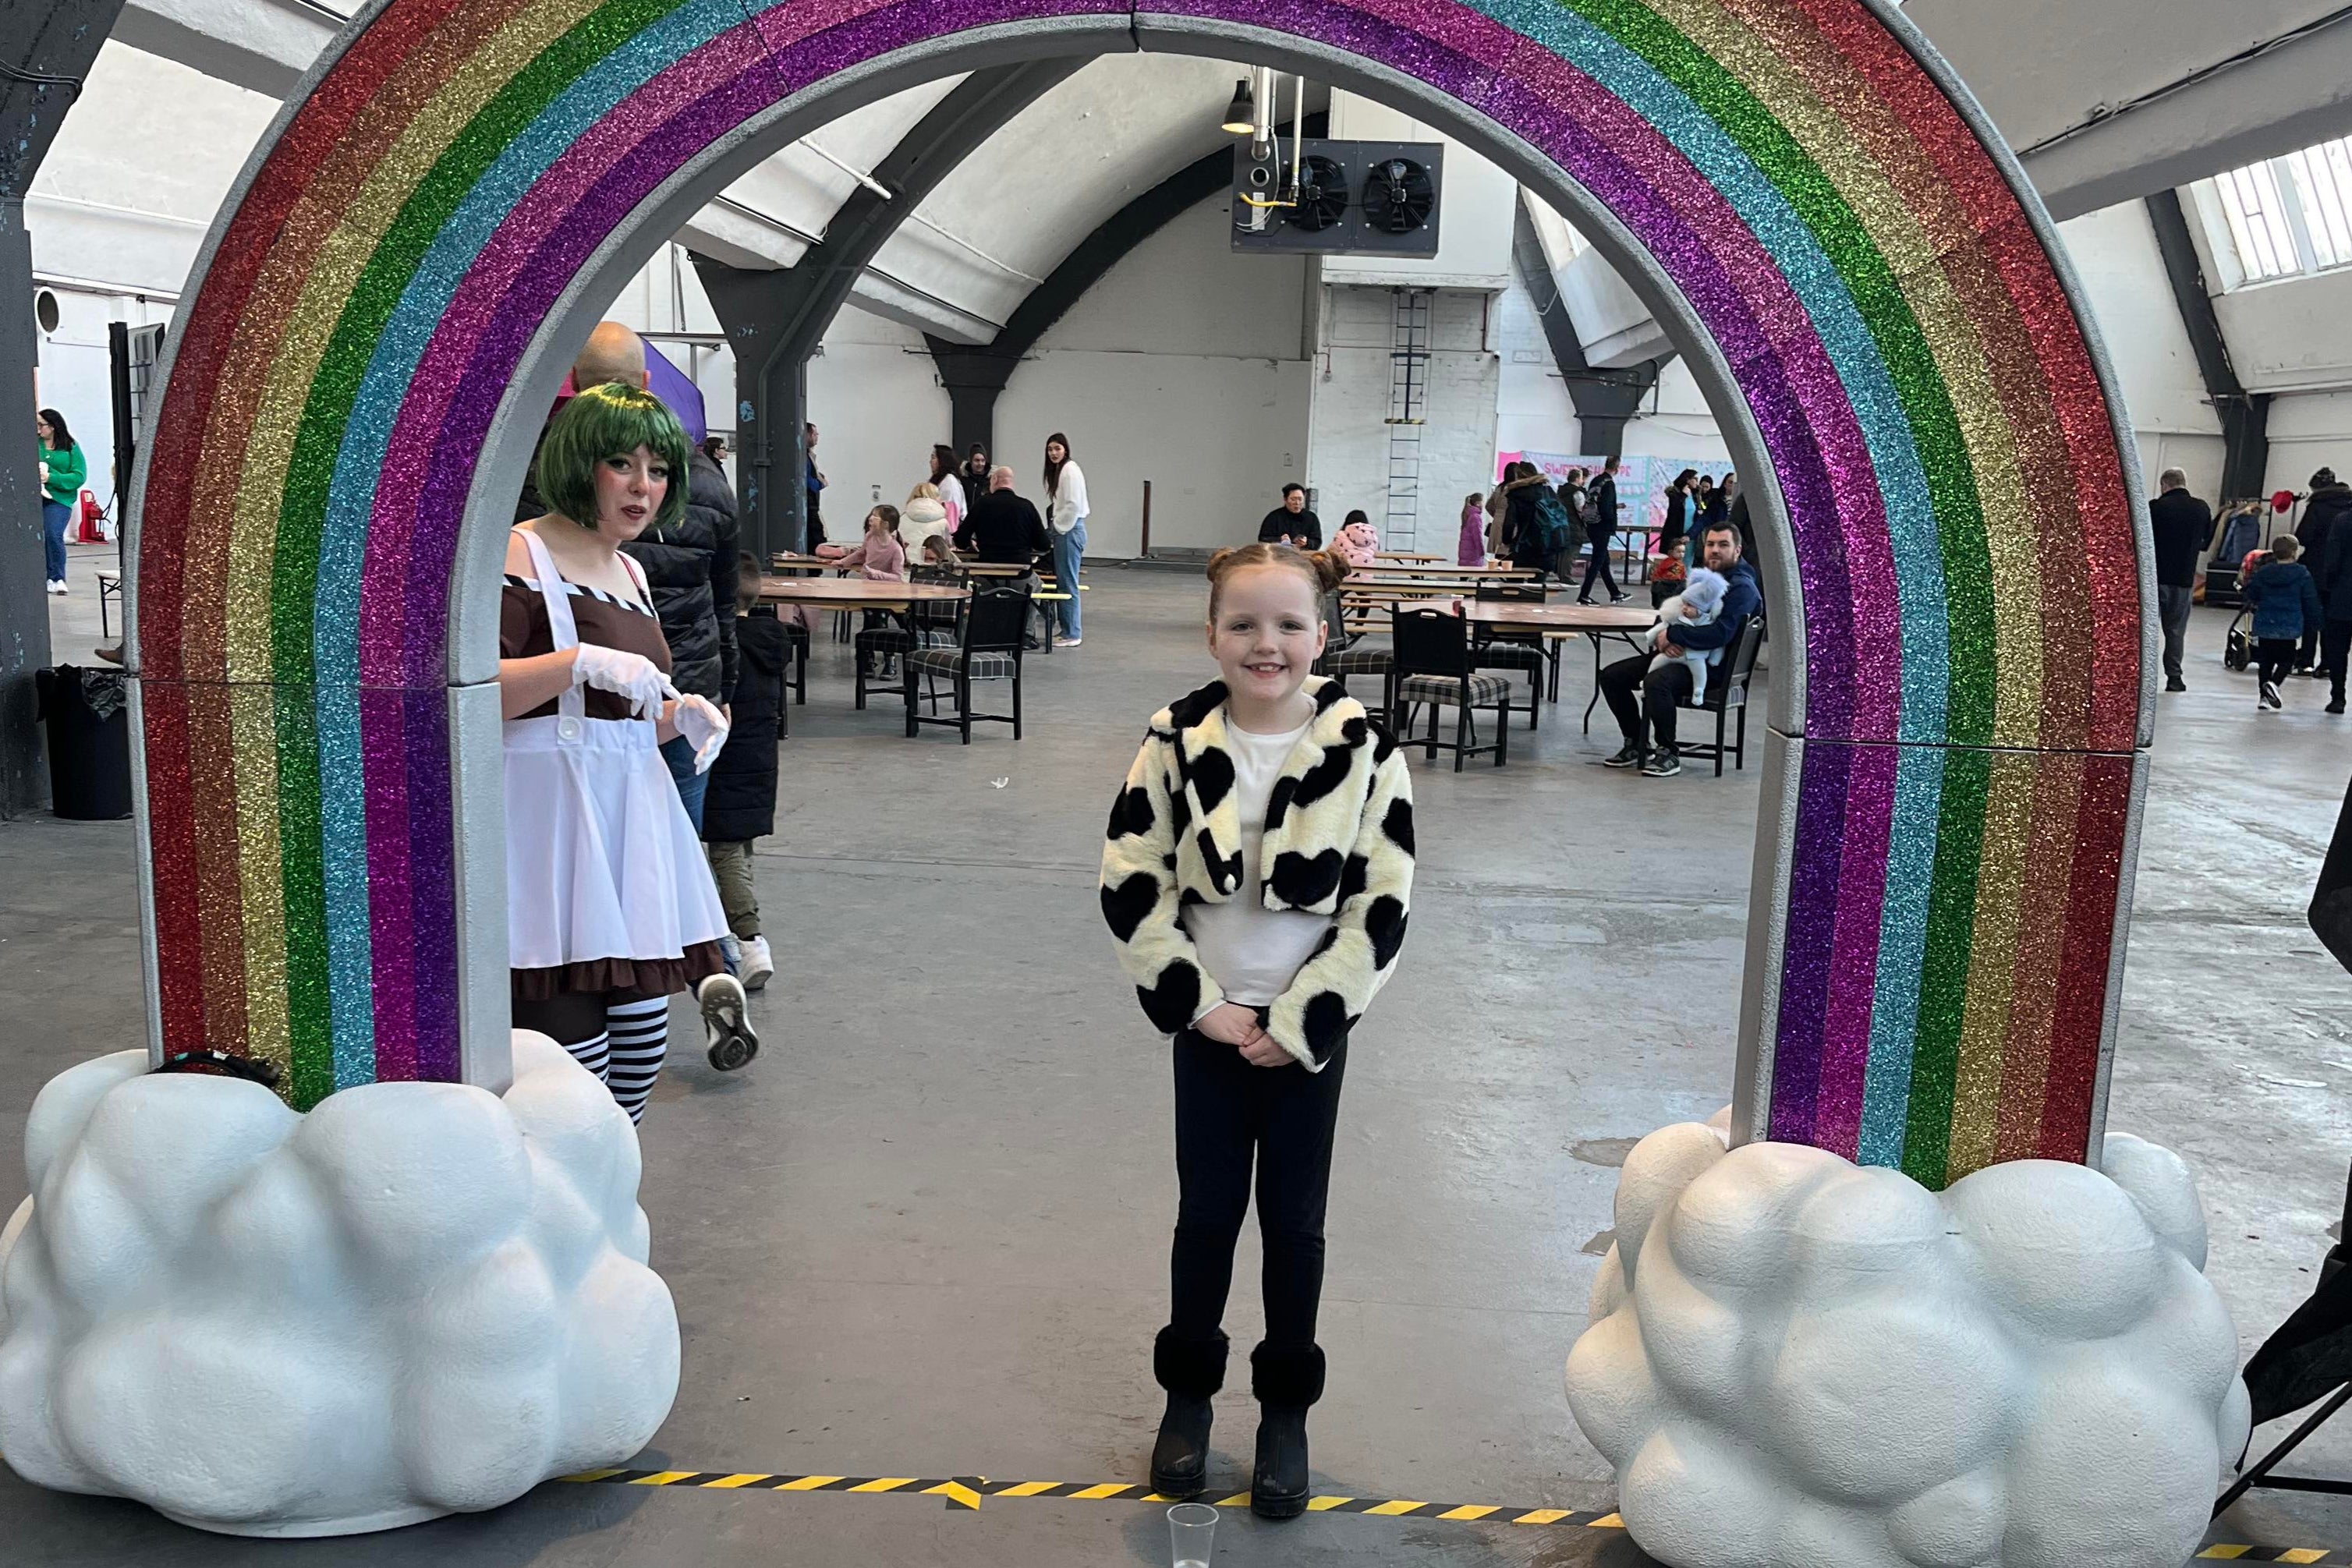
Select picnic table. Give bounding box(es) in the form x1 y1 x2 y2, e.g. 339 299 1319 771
1462 600 1654 728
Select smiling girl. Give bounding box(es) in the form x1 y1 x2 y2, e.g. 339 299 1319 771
1100 543 1415 1519
501 383 752 1124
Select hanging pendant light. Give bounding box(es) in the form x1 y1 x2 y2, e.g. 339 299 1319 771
1220 77 1255 135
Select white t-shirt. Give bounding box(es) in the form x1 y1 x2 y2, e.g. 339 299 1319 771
1180 718 1334 1012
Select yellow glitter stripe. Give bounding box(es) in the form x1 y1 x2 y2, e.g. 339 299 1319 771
222 0 601 682
1992 752 2085 1157
1659 0 2042 745
1946 749 2037 1178
227 686 292 1077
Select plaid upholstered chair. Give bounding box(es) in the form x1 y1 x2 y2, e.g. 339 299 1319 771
1390 607 1511 770
905 583 1028 743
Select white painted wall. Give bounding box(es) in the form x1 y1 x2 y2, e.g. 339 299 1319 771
2267 391 2352 499
1621 360 1733 466
1000 199 1312 557
1306 285 1499 554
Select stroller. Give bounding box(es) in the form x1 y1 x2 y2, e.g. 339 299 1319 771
2204 504 2269 607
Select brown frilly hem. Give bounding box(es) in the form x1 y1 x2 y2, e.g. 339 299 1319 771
511 940 728 1006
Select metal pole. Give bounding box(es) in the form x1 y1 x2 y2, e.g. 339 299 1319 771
1140 479 1153 558
0 200 51 815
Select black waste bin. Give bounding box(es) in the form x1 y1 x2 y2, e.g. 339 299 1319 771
37 664 132 820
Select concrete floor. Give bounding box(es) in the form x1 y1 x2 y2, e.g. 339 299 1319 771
4 543 2351 1565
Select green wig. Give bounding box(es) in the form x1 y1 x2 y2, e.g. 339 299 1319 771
536 381 692 534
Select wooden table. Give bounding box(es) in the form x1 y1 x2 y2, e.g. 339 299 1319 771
759 578 969 611
1351 561 1536 579
1463 601 1655 728
1374 551 1444 564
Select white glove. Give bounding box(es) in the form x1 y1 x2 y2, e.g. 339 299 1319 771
672 692 730 773
571 645 666 718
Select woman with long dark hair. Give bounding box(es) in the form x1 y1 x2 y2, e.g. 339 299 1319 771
1042 432 1089 646
35 409 85 595
928 443 965 534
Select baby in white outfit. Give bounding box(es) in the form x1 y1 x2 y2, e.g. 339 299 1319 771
1650 566 1728 703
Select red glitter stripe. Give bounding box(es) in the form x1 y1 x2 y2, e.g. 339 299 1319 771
1787 0 2136 752
173 0 482 681
2040 756 2132 1160
139 685 206 1054
1723 0 2091 749
180 685 250 1053
1991 751 2083 1162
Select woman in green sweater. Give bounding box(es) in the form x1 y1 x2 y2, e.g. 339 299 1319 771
37 408 86 594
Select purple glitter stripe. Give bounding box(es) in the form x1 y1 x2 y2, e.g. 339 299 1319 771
1812 742 1897 1156
404 686 460 1080
399 27 786 682
1173 0 1871 727
1769 743 1851 1142
360 686 418 1077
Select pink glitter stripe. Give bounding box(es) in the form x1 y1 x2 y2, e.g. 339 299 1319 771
1811 742 1898 1156
358 15 786 681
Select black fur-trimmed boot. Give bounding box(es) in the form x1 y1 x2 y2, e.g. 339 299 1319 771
1249 1341 1325 1520
1150 1328 1227 1499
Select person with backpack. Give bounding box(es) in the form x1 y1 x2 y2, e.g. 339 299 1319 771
1500 465 1565 576
1578 457 1628 604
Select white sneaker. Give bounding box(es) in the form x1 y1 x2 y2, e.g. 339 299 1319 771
46 580 65 595
697 972 759 1071
1054 635 1082 647
742 934 774 993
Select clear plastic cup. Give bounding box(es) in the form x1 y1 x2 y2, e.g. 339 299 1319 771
1167 1501 1218 1567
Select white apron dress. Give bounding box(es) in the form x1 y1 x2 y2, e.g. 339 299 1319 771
504 526 728 993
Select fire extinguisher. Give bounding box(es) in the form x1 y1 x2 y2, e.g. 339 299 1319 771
76 490 101 543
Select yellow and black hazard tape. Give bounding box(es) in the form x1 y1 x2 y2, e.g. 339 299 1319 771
2194 1548 2352 1563
562 1467 1621 1528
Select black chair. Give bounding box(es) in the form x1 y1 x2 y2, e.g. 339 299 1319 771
905 583 1027 742
1312 586 1394 709
1390 607 1509 770
1674 616 1765 776
1471 581 1550 727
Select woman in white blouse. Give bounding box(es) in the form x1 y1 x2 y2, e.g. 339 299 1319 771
1043 432 1089 646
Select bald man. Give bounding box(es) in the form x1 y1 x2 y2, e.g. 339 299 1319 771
955 463 1050 565
572 320 650 393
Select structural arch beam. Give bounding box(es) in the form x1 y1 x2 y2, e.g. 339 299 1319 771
695 57 1086 555
926 111 1328 456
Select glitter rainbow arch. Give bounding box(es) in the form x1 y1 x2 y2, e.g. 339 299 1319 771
126 0 2150 1188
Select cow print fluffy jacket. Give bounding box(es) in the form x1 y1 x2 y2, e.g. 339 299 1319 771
1100 677 1415 1070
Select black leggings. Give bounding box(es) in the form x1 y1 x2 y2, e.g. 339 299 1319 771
1167 1028 1349 1350
1576 529 1617 600
2258 636 2299 689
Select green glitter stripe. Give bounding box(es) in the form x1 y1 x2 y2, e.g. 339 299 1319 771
272 687 336 1110
1900 746 1989 1188
1550 0 2000 743
270 0 689 683
263 0 689 1063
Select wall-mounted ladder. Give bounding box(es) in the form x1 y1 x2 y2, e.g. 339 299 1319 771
1382 288 1432 550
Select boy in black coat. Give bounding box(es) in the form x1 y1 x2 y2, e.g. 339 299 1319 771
702 553 787 992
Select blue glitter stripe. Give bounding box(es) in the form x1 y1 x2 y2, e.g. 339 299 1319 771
303 0 749 1061
1493 0 1950 740
1854 742 1943 1166
315 680 377 1085
315 0 751 685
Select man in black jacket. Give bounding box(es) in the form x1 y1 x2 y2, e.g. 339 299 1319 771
2317 494 2352 716
1578 457 1627 604
2304 469 2352 681
1257 484 1322 549
2146 468 2210 693
956 465 1051 564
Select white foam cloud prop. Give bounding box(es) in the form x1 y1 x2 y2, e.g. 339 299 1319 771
0 1032 678 1537
1567 1120 2250 1568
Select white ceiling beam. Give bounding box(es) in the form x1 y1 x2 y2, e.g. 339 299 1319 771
1908 0 2352 221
